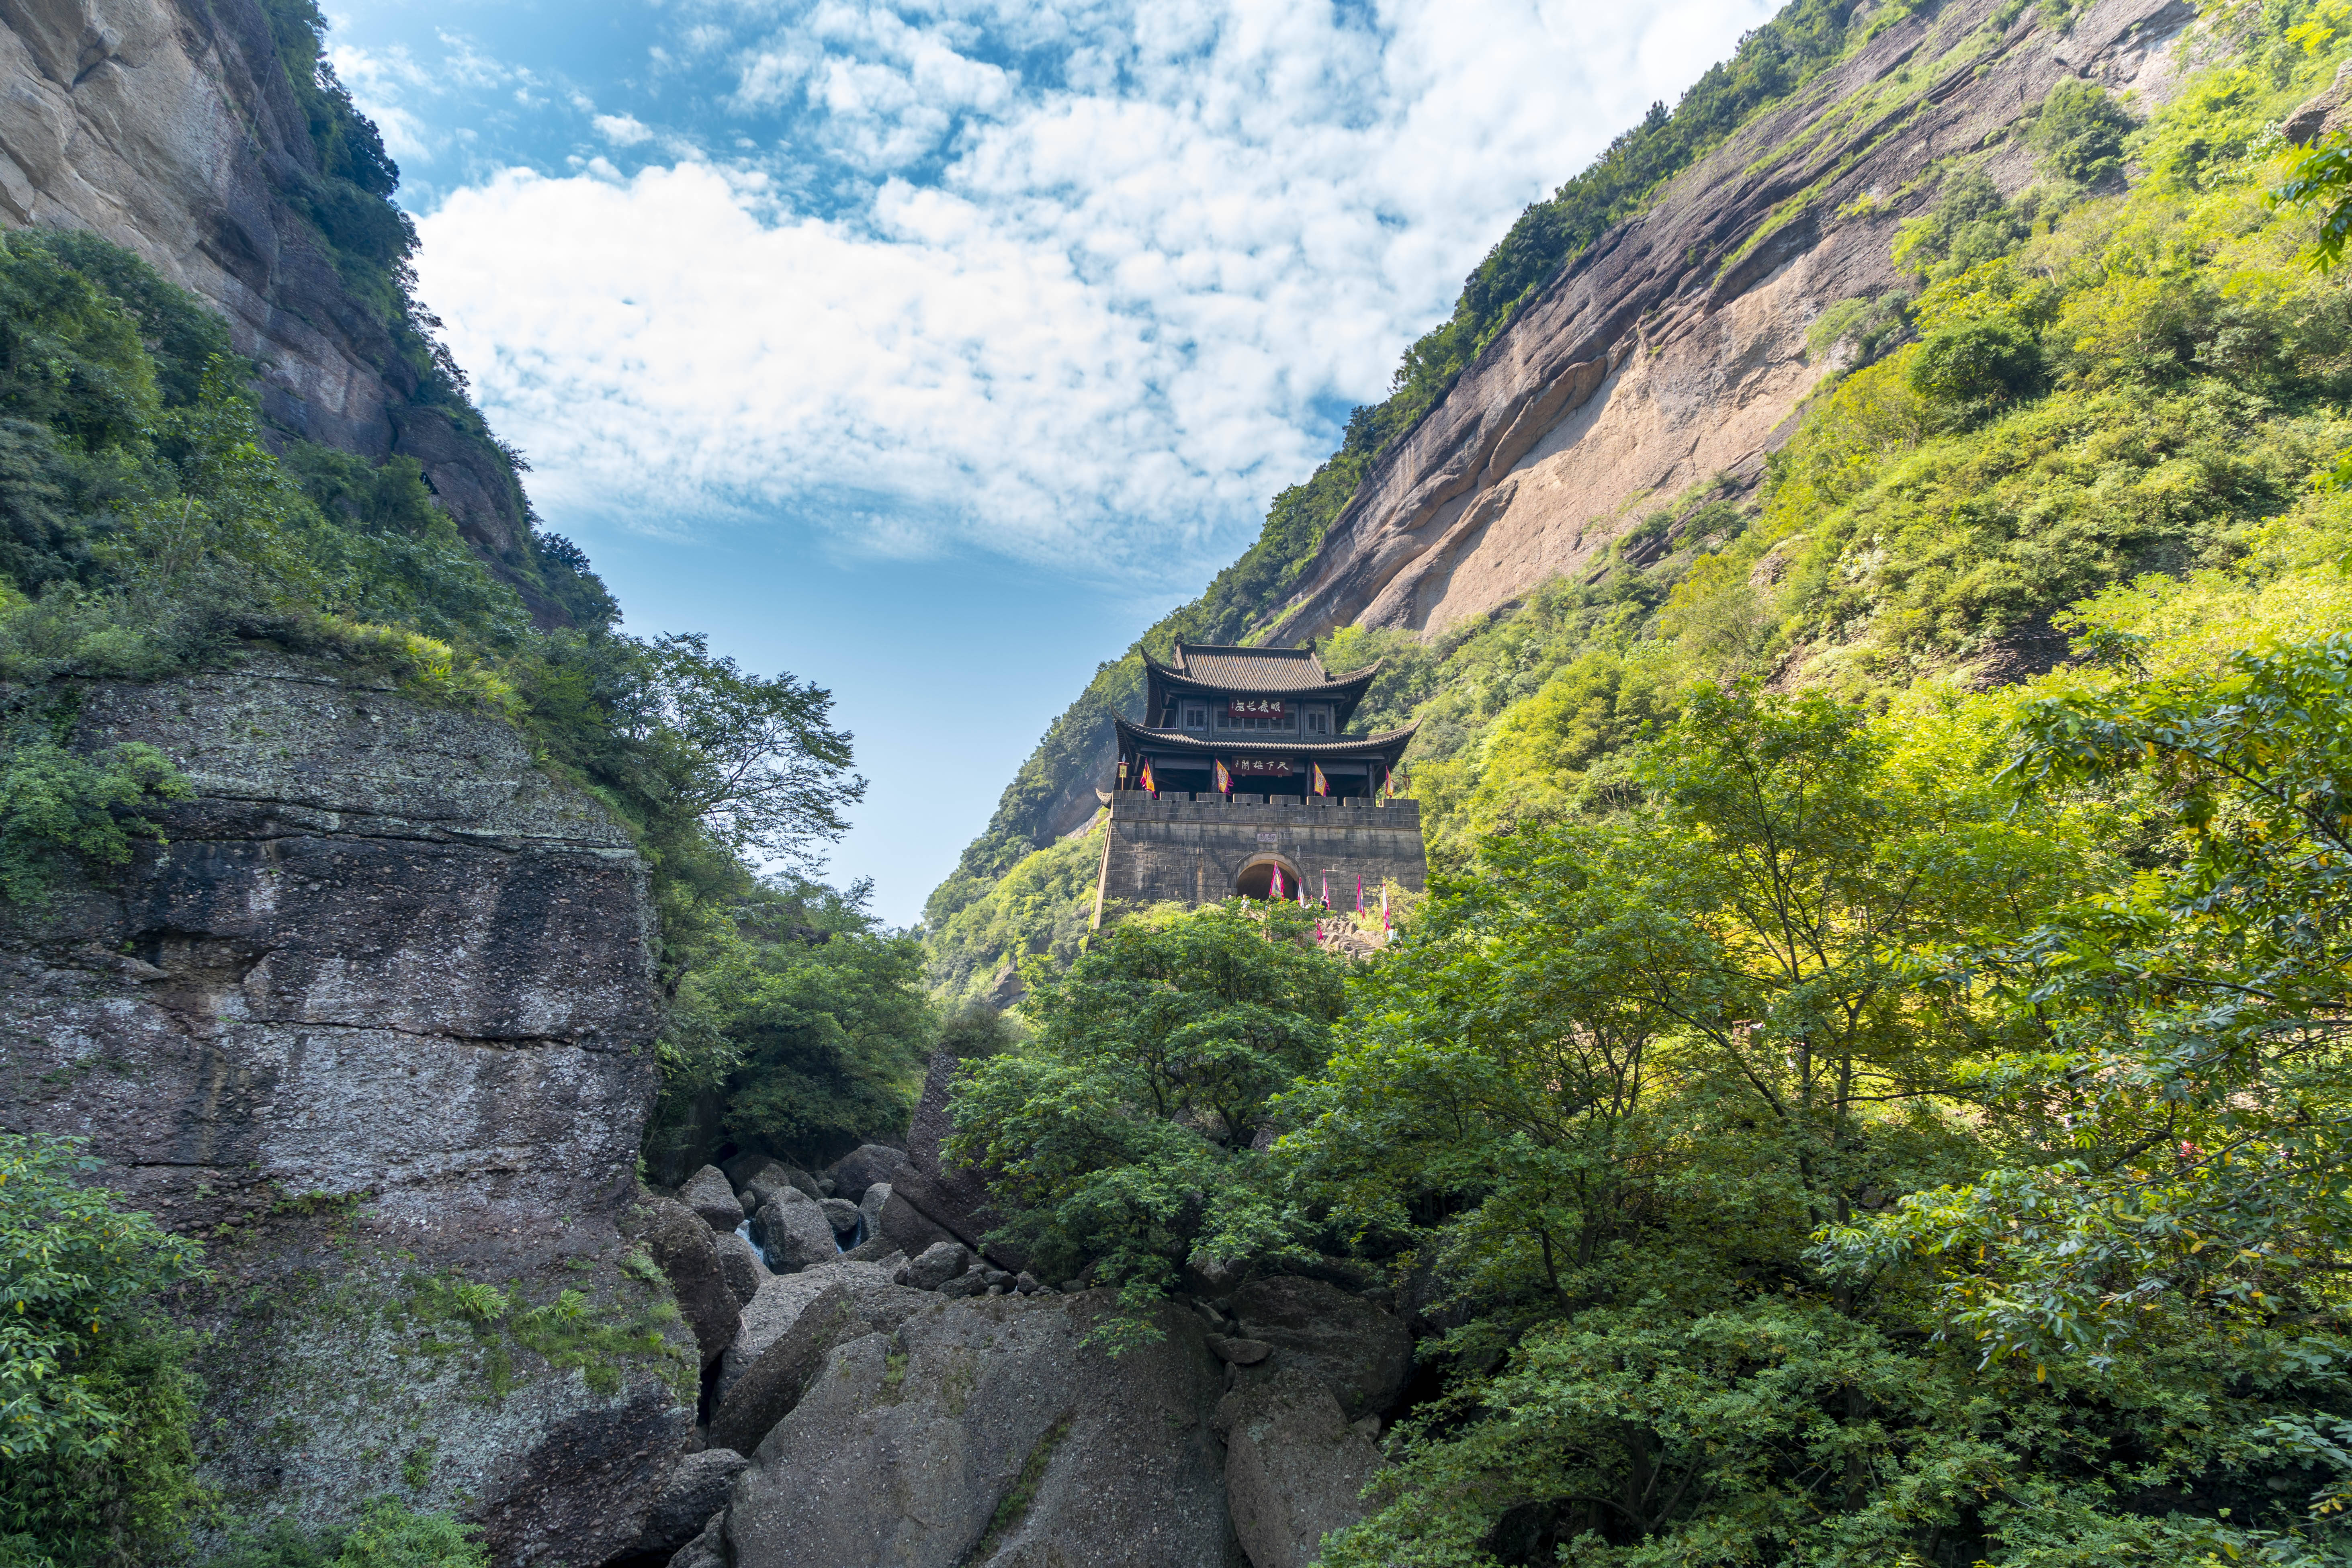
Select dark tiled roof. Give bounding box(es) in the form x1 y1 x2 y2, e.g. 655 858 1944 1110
1148 642 1380 695
1114 714 1419 757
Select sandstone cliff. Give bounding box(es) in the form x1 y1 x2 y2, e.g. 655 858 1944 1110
937 0 2202 902
0 653 695 1563
0 0 563 616
1256 0 2193 647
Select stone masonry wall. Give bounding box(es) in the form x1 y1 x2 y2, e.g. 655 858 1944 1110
1091 794 1425 922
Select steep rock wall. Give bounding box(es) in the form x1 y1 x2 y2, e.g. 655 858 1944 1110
0 653 692 1564
0 0 553 610
1257 0 2194 647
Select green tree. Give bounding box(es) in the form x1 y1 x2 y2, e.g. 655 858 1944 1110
2028 80 2137 186
948 901 1346 1335
1286 689 2133 1565
0 1135 207 1567
1825 637 2352 1396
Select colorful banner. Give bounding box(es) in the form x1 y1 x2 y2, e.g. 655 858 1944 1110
1214 758 1232 794
1138 758 1157 796
1312 762 1329 796
1270 864 1286 900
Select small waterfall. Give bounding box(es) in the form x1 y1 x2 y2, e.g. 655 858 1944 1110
737 1216 771 1269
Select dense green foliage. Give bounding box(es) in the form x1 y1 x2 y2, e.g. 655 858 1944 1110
926 818 1107 1007
1290 632 2352 1566
0 1135 206 1568
196 1499 486 1568
946 901 1344 1337
648 877 931 1176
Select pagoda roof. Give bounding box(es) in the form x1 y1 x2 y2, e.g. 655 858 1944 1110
1142 642 1381 698
1114 713 1419 761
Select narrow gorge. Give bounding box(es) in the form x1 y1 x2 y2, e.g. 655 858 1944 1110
8 0 2352 1562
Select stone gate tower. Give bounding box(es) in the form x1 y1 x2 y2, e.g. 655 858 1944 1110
1089 642 1426 924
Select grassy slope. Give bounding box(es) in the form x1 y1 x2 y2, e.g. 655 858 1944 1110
928 0 2352 1004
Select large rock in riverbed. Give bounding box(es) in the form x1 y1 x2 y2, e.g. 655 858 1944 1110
632 1448 749 1562
711 1227 771 1309
823 1142 908 1202
754 1188 841 1271
716 1260 915 1406
1230 1275 1412 1421
725 1294 1233 1568
1218 1370 1384 1568
636 1195 742 1369
680 1165 747 1232
709 1276 927 1456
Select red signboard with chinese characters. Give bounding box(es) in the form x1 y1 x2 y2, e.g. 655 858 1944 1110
1228 698 1285 718
1230 757 1292 777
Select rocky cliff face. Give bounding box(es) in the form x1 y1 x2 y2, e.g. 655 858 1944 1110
1257 0 2194 646
0 0 554 611
0 653 695 1563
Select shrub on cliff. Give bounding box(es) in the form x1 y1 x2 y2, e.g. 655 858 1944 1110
196 1498 486 1568
0 1134 207 1568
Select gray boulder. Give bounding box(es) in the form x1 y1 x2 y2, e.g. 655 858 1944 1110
708 1276 926 1455
717 1260 911 1406
712 1226 771 1309
1230 1275 1412 1421
878 1187 955 1257
857 1181 892 1236
667 1510 727 1568
727 1295 1231 1568
819 1197 863 1239
1209 1337 1271 1366
633 1195 742 1370
738 1158 824 1210
892 1047 1027 1269
823 1142 908 1202
680 1165 746 1232
634 1448 750 1561
939 1271 988 1300
899 1240 970 1291
1218 1370 1384 1568
755 1189 840 1272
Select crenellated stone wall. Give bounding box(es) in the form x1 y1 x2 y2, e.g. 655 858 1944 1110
1091 794 1425 923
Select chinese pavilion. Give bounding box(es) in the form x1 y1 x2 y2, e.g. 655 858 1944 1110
1113 642 1418 801
1091 642 1426 917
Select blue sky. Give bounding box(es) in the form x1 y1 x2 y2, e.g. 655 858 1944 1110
324 0 1778 927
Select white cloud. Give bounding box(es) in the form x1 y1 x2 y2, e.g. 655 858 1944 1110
411 0 1779 581
594 113 656 146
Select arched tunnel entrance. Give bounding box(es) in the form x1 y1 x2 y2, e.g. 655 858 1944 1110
1234 855 1303 901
